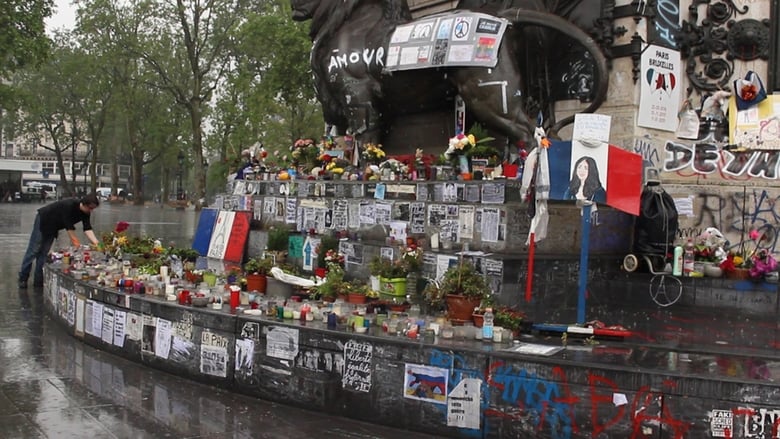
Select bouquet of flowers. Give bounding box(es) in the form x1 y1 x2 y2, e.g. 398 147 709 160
720 229 778 279
362 143 386 164
380 158 408 175
101 221 130 256
291 138 320 166
445 133 476 158
401 243 424 272
324 156 350 175
324 249 345 268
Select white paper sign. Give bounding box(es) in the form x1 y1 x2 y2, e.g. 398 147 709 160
75 298 85 336
126 312 142 341
113 310 127 347
638 44 682 132
447 378 482 429
101 307 114 344
200 345 228 377
155 318 172 359
266 326 299 361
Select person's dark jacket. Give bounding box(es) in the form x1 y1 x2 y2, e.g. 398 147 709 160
38 199 92 237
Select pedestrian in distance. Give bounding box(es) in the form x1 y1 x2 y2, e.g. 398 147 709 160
18 193 101 289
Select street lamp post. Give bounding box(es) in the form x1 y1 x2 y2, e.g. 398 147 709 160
177 151 184 200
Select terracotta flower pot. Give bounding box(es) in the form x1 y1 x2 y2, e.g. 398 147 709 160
347 293 367 304
446 294 482 324
728 267 751 280
246 273 267 294
472 313 484 328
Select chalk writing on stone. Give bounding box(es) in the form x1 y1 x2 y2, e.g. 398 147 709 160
343 339 373 392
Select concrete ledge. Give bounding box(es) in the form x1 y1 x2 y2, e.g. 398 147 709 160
43 267 780 438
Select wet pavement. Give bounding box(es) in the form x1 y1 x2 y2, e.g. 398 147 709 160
0 202 444 439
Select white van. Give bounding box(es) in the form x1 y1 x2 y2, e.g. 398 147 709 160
96 187 113 200
22 183 56 201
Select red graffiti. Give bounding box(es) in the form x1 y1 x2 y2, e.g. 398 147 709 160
485 362 691 438
551 366 580 435
630 385 690 438
588 373 624 436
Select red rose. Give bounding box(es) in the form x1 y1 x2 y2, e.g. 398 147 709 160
115 221 129 233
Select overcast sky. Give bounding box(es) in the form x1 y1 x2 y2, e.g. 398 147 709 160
45 0 76 33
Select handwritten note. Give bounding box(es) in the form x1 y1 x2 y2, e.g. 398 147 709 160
343 340 373 392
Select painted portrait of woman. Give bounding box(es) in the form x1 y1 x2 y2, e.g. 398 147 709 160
564 156 606 203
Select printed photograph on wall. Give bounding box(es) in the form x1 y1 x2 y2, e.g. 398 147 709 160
566 114 611 203
403 363 448 404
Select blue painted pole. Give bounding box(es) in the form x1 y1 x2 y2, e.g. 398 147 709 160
578 202 592 325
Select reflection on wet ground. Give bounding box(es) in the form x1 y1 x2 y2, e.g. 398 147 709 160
0 202 442 438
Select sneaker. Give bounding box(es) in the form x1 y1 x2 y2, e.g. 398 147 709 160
18 281 28 289
32 281 44 288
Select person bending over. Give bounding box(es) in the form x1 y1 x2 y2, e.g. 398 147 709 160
18 193 101 289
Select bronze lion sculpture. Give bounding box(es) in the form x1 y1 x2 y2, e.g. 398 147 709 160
291 0 608 146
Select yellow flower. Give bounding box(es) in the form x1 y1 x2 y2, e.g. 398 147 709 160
332 167 344 174
733 255 744 266
116 235 128 245
467 134 476 146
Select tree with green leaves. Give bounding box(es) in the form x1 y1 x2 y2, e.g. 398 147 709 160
117 0 259 208
0 0 53 104
208 0 322 183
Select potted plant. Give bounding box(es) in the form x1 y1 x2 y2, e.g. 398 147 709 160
494 307 525 336
316 235 340 270
472 296 496 328
266 225 290 262
312 264 346 302
439 261 490 323
368 256 384 292
378 258 409 298
244 257 274 293
346 280 370 304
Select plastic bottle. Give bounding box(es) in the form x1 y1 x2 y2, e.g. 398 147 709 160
672 245 683 276
482 308 494 341
683 239 695 276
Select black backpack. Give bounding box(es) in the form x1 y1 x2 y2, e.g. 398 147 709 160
633 183 679 258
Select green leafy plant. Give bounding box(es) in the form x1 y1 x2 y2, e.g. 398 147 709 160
312 265 345 299
368 256 385 276
494 307 524 331
438 261 489 300
244 257 274 275
377 258 408 279
171 247 200 262
277 262 300 276
266 225 291 252
348 279 370 296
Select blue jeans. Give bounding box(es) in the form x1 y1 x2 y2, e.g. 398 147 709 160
19 213 55 286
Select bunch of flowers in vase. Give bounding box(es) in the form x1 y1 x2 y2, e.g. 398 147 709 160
324 249 345 269
720 229 777 280
379 158 408 180
445 131 494 176
445 133 476 161
413 148 427 179
323 156 350 179
291 138 320 173
361 143 386 165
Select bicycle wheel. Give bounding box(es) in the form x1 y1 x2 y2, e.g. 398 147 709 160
649 274 682 307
